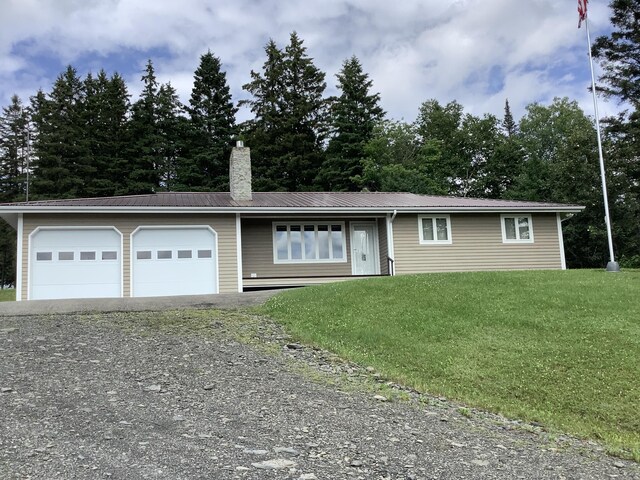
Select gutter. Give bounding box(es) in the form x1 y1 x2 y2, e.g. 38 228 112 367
0 205 587 215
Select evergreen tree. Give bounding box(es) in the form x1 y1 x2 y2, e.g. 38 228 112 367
502 99 517 136
80 70 131 196
591 0 640 266
179 52 237 191
156 82 186 192
316 56 385 191
31 66 89 199
0 95 31 202
592 0 640 107
127 60 161 194
0 94 30 289
241 32 328 191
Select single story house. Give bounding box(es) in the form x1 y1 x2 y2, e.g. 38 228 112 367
0 144 584 301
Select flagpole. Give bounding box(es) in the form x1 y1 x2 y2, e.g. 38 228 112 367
584 13 620 272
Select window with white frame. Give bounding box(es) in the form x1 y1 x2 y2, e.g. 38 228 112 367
418 215 452 244
273 222 346 263
501 214 534 243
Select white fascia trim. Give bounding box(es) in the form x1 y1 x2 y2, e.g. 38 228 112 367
236 214 243 292
556 213 567 270
0 206 586 215
15 214 23 301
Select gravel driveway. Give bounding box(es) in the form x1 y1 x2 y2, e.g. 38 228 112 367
1 307 638 479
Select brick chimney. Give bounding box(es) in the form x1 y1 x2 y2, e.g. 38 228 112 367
229 141 252 201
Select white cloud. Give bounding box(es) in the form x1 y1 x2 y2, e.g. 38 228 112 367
0 0 620 125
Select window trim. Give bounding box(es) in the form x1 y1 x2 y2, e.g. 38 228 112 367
418 215 453 245
500 214 534 243
272 222 347 264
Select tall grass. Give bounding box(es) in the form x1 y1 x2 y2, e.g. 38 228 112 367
263 270 640 460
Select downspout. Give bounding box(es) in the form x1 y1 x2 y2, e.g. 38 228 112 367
557 213 573 270
386 210 397 276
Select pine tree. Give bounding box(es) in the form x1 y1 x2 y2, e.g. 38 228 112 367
127 60 161 194
31 66 89 199
179 52 237 191
316 56 385 191
241 32 328 191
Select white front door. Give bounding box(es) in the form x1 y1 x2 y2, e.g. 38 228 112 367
350 223 379 275
131 227 218 297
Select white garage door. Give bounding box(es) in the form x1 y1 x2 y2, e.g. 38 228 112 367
30 228 122 300
131 227 218 297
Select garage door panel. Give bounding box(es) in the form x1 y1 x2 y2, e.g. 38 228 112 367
132 227 217 298
30 228 122 300
34 263 120 285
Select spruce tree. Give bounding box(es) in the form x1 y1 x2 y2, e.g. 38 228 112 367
592 0 640 107
0 95 29 288
156 82 186 192
80 70 131 197
502 99 517 136
127 60 161 194
31 66 88 199
316 56 385 191
241 32 328 191
0 95 31 202
179 52 237 191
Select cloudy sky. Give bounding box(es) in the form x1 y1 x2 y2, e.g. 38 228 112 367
0 0 621 124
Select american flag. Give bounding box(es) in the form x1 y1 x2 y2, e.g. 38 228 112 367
578 0 588 28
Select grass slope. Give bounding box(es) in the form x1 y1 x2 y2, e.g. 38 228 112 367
263 270 640 460
0 289 15 302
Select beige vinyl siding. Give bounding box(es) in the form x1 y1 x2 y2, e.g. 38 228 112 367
241 218 353 280
393 213 562 274
22 213 238 299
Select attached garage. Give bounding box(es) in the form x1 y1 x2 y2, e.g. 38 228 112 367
131 226 218 297
29 227 122 300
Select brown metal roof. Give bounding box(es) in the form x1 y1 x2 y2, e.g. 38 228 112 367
0 191 582 211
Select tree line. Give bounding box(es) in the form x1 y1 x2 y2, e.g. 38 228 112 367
0 0 638 286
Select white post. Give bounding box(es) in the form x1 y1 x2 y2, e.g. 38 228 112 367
584 15 620 272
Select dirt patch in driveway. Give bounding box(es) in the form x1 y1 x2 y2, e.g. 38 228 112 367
1 310 638 479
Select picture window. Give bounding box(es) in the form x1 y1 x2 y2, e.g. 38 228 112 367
274 223 346 263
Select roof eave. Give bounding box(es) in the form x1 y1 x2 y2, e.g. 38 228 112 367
0 205 586 215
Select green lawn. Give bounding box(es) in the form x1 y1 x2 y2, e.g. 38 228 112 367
262 270 640 460
0 289 15 302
